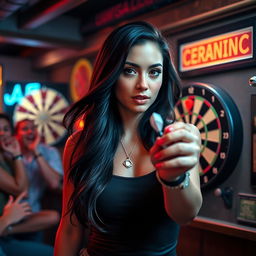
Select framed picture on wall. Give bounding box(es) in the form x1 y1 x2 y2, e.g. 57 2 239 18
237 193 256 226
251 95 256 187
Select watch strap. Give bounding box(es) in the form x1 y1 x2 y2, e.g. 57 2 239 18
156 171 190 190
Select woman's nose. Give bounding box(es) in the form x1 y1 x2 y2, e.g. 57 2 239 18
136 74 149 90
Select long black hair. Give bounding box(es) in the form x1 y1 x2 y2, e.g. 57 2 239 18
64 21 181 230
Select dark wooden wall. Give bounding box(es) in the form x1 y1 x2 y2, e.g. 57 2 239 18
177 225 256 256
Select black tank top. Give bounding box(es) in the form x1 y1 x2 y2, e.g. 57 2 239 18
87 171 179 256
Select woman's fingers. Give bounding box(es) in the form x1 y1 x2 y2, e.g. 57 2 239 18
150 122 201 179
155 155 199 170
158 128 199 147
150 137 163 156
152 142 200 163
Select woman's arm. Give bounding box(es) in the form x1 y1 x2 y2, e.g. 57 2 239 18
54 132 85 256
150 122 203 224
0 137 29 195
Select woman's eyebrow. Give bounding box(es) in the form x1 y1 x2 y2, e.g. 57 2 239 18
125 61 163 68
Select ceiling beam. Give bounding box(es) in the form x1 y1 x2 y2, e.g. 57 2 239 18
18 0 87 29
0 0 28 20
0 31 84 48
0 15 83 48
33 0 256 69
33 27 113 69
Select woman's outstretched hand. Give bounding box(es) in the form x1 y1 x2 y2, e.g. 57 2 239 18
150 122 201 182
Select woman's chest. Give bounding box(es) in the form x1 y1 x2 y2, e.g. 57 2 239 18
113 143 154 178
96 172 163 222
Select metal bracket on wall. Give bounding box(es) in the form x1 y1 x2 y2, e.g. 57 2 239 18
251 94 256 188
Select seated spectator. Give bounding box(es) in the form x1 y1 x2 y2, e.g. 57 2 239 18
0 113 28 214
15 119 63 213
0 191 53 256
0 113 59 244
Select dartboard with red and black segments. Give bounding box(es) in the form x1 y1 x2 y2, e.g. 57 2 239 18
13 87 69 146
174 82 243 189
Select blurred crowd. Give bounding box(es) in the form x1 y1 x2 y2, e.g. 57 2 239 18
0 113 63 256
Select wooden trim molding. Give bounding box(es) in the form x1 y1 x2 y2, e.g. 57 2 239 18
160 0 256 34
190 216 256 241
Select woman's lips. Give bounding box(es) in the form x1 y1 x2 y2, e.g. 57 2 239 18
132 95 150 104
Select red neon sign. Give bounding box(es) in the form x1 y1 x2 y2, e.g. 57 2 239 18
95 0 156 26
179 27 253 72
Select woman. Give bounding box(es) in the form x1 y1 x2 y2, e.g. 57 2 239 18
54 21 202 256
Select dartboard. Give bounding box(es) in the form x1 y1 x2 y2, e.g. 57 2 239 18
14 87 69 145
70 58 92 102
174 82 243 189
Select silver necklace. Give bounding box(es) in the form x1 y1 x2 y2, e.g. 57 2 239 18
120 140 137 168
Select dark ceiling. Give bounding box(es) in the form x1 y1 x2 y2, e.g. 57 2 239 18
67 0 125 19
0 0 124 58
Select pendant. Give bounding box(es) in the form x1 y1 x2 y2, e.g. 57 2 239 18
123 158 133 168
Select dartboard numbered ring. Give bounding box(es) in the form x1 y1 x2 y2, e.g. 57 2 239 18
174 82 243 189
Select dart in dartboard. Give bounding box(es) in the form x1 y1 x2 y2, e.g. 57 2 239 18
14 87 69 145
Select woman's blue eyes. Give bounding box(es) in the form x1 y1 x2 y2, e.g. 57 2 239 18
123 68 162 78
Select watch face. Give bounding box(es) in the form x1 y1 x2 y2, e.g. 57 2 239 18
174 82 243 189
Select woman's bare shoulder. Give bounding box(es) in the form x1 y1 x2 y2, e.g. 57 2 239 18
65 130 83 147
63 130 83 170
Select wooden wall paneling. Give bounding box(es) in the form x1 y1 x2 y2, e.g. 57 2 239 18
177 226 256 256
177 226 202 256
202 229 256 256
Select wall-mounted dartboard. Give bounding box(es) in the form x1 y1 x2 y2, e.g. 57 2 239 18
70 58 92 102
14 88 69 146
174 82 243 190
